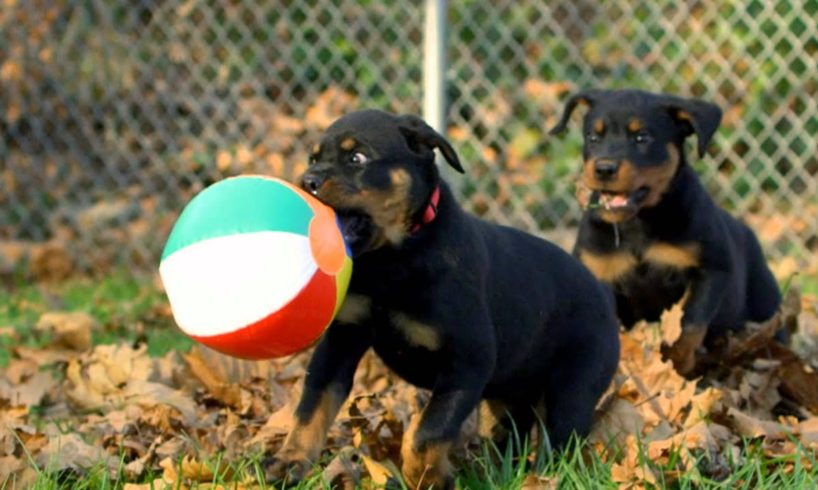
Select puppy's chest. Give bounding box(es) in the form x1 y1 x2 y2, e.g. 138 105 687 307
578 237 701 287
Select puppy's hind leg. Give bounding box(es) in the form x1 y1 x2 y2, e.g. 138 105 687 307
742 228 788 342
541 327 619 450
478 399 537 456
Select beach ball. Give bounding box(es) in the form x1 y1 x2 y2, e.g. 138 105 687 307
159 175 352 359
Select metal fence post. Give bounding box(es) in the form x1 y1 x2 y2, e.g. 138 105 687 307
423 0 457 185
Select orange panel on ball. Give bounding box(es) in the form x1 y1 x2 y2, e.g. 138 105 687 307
191 268 337 359
308 203 347 275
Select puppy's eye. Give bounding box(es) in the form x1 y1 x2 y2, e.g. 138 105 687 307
634 132 651 144
587 133 601 143
349 152 368 165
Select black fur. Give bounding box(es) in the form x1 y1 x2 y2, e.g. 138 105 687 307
269 109 620 488
551 89 782 375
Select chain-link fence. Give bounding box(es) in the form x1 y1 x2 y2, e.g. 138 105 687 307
2 1 817 280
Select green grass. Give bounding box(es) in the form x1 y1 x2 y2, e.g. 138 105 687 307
0 269 192 367
798 273 818 297
2 273 818 489
6 432 818 489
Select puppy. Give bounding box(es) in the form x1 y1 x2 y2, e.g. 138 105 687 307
550 89 782 375
265 110 619 488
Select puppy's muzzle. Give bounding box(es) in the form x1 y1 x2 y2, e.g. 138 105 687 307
301 171 326 195
594 158 620 181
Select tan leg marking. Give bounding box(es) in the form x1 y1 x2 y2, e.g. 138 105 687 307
477 399 509 440
401 414 453 489
277 390 344 463
391 313 442 351
335 294 371 324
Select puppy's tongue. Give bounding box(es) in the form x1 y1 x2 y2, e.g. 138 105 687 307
599 193 630 210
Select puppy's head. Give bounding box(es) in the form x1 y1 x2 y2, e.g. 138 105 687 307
550 89 722 223
300 109 463 255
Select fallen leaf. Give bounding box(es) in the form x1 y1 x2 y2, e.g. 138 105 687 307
521 473 559 489
683 387 723 428
36 433 118 474
660 302 684 347
726 407 791 440
0 371 57 407
36 311 97 351
360 453 398 485
797 417 818 445
183 348 242 407
322 446 362 489
590 398 644 446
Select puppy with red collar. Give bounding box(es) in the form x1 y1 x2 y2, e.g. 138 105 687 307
265 110 619 488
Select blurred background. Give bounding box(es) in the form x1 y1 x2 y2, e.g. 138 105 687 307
2 0 817 282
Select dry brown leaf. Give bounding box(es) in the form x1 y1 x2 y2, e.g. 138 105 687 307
321 446 362 489
36 433 118 474
176 455 234 482
0 371 57 407
797 417 818 445
360 453 398 485
660 302 684 346
647 421 718 462
683 387 723 428
520 473 559 490
726 407 791 440
183 348 242 408
0 455 25 478
36 311 97 351
3 359 37 384
14 345 76 365
590 398 644 446
123 380 197 425
158 457 188 488
123 482 167 490
610 435 658 488
28 240 73 281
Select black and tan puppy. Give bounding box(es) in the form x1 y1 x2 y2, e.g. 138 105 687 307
265 110 619 488
550 89 782 375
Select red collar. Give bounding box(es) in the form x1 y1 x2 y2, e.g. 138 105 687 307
410 185 441 234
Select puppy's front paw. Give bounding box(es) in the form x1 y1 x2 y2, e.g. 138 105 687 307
401 425 454 490
402 456 454 490
662 327 706 376
263 448 312 484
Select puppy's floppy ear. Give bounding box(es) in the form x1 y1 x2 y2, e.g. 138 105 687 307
549 89 606 135
662 95 723 157
397 115 464 174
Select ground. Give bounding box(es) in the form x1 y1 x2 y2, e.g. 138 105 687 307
2 270 818 489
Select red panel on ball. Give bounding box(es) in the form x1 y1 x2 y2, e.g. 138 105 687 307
190 268 337 359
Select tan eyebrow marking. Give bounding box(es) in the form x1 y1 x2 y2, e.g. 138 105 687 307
340 138 356 151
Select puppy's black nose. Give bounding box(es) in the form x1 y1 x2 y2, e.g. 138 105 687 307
301 173 325 194
594 159 620 180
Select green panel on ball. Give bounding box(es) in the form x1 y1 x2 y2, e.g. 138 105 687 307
162 176 314 261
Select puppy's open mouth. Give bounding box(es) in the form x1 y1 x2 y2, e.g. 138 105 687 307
334 208 374 255
577 184 650 213
591 187 650 210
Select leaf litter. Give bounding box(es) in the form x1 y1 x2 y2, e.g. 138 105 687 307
2 287 818 488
